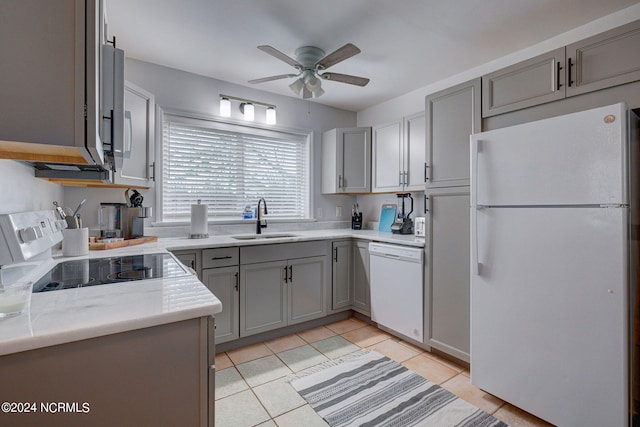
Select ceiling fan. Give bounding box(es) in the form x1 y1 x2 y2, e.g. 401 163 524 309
248 43 370 99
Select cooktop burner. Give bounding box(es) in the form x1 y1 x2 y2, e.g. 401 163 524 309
32 253 189 293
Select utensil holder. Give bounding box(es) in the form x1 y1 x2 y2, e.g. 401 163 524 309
62 228 89 256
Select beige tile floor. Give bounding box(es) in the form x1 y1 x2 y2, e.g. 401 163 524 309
215 317 554 427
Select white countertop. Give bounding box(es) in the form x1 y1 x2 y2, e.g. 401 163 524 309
0 228 424 356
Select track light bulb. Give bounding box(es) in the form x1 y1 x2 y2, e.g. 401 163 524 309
219 97 231 117
266 107 276 125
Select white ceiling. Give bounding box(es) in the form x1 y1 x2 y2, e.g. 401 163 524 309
106 0 640 112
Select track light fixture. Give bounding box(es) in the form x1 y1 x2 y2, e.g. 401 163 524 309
219 95 276 124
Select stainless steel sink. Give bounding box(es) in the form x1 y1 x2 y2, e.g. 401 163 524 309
231 233 299 240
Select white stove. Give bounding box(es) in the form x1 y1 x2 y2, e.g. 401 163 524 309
0 210 189 291
0 210 64 267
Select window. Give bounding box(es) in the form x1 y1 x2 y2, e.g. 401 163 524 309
160 111 310 223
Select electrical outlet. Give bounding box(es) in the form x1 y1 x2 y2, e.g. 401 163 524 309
336 206 342 217
317 208 323 218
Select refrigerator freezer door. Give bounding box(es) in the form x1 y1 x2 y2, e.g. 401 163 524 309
471 206 628 426
471 103 627 207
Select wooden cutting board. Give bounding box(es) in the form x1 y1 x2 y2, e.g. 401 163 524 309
89 236 158 250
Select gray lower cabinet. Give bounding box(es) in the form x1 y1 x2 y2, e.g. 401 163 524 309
332 240 352 310
424 187 471 362
351 240 370 315
425 78 481 188
240 253 327 337
241 260 287 336
203 266 239 344
172 249 201 277
288 256 326 324
331 239 370 314
0 318 212 426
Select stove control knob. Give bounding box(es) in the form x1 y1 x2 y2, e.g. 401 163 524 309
19 226 39 243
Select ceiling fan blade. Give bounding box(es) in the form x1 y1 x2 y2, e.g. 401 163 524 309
320 72 370 87
248 74 298 84
315 43 361 69
302 86 312 99
257 45 302 68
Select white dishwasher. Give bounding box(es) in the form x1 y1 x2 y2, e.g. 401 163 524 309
369 242 424 342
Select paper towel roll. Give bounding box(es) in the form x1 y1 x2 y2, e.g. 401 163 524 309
190 201 209 238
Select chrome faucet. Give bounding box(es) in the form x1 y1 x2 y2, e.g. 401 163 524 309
256 197 268 234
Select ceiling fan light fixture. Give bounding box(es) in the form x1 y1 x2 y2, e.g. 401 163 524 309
219 97 231 117
311 86 325 98
306 73 321 90
265 107 276 125
288 77 304 95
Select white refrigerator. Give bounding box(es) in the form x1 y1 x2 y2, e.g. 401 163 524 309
470 103 638 427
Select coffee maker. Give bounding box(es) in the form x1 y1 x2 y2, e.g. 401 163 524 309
98 190 152 239
391 193 414 235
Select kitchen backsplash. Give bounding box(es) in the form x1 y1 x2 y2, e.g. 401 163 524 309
0 160 63 214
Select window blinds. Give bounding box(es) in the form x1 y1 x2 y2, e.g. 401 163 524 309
162 114 309 222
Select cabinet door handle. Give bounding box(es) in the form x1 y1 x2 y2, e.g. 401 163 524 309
334 247 338 262
149 161 156 181
190 260 196 270
338 174 343 189
404 171 408 186
234 272 239 291
288 265 293 282
556 60 563 91
424 163 429 182
567 57 574 87
424 195 430 214
399 171 403 186
284 266 288 283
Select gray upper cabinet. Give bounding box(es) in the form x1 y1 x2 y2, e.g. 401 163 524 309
425 79 481 188
403 112 426 192
482 48 566 118
371 112 425 193
371 121 403 192
113 82 155 188
566 19 640 97
322 127 371 194
0 0 103 165
481 19 640 117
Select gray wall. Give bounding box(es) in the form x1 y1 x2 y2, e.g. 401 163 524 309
64 59 358 231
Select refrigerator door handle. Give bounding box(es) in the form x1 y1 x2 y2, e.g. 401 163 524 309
471 207 479 275
470 137 480 207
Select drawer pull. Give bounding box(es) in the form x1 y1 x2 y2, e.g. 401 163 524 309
211 256 232 260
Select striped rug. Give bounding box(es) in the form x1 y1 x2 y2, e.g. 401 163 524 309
290 351 507 427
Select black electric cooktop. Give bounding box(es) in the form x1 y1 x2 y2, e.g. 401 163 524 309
33 253 189 293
